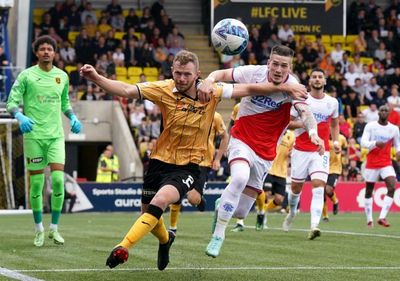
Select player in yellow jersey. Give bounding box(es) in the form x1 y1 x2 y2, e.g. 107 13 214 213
169 111 229 234
81 50 308 269
322 134 347 221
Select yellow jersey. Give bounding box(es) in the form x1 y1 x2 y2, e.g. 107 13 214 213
329 134 348 174
269 130 295 178
137 79 223 165
200 112 226 167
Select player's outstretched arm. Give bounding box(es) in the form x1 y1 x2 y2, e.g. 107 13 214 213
80 64 139 99
231 82 308 100
198 69 233 103
294 102 325 155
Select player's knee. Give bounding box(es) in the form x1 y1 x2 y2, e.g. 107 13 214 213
187 190 201 205
51 170 64 192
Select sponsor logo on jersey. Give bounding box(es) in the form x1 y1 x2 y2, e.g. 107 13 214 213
313 112 330 122
27 157 44 164
250 95 284 109
176 101 206 114
55 77 61 84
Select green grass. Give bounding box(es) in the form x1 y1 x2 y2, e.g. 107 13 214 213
1 212 400 281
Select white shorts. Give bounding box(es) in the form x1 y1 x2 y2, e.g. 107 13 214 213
363 166 396 182
228 137 273 192
291 149 329 183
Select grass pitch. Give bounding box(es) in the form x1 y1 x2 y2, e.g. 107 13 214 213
0 212 399 281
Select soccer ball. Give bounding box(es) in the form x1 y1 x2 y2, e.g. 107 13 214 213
211 18 249 56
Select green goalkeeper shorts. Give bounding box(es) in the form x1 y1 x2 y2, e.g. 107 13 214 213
24 138 65 170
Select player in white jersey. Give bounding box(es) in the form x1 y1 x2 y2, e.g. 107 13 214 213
360 105 400 228
198 45 324 258
283 68 340 240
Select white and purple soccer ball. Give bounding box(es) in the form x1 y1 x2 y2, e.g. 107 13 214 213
211 18 249 56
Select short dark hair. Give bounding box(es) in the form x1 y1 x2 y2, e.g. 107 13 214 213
270 45 294 58
33 35 57 53
310 67 325 75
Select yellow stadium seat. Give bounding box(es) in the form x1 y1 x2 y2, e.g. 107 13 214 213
123 9 129 17
345 35 358 45
95 9 102 19
360 57 374 65
359 105 369 112
65 65 77 74
77 91 85 100
304 35 316 43
114 31 126 40
115 67 127 76
116 75 129 83
343 45 353 53
134 32 142 39
331 35 345 44
129 76 141 84
146 75 158 82
33 8 46 25
68 31 80 44
143 67 158 77
128 66 143 77
321 35 331 44
136 10 143 17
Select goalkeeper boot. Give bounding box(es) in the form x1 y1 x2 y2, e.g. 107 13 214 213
34 231 45 247
106 246 129 268
49 229 64 245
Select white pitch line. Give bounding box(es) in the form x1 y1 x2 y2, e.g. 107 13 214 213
0 267 44 281
15 266 400 273
242 225 400 239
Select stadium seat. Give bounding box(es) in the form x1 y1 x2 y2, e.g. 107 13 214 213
360 57 374 65
123 9 129 17
345 35 358 45
331 35 345 44
65 65 77 74
68 31 80 44
134 32 142 39
358 105 369 112
136 10 143 17
321 35 331 44
129 76 141 84
143 67 158 77
33 9 46 25
128 66 143 77
116 75 129 83
304 35 316 43
114 32 126 40
146 76 158 82
115 67 127 77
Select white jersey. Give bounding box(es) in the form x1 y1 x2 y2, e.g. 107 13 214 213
230 65 301 161
291 93 339 152
361 121 400 169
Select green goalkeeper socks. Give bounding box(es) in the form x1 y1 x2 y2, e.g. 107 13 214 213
51 170 64 225
29 173 45 224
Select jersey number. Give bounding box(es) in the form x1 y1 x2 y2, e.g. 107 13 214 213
182 175 194 188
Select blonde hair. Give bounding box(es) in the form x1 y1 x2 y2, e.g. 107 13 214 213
173 50 199 70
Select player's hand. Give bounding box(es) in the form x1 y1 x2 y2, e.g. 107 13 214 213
79 64 99 82
212 159 221 171
197 77 214 103
282 83 308 101
15 112 35 134
69 114 82 134
333 140 341 154
375 141 385 148
310 134 325 155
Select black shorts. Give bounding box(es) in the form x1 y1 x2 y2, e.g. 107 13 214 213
194 166 210 195
326 173 339 188
263 174 286 196
142 159 201 204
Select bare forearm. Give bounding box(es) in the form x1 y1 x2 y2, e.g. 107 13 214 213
295 103 318 134
232 83 281 99
206 69 233 82
330 118 339 142
93 75 138 99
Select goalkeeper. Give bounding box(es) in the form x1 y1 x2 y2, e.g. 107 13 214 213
6 35 82 247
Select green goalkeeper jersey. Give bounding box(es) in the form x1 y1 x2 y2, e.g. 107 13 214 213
7 65 71 139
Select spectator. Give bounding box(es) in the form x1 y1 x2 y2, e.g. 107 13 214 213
381 51 396 75
59 40 76 65
387 84 400 112
112 47 125 67
151 0 165 26
80 2 98 25
166 27 184 56
353 113 367 143
68 4 81 31
75 28 94 64
371 87 387 108
362 103 379 123
96 144 120 183
139 7 152 32
259 16 278 40
347 138 361 164
367 29 381 57
277 23 294 44
360 64 374 85
124 8 140 31
111 13 125 31
339 115 352 138
124 39 139 67
106 0 123 18
352 78 365 102
98 16 113 35
158 12 174 39
388 67 400 87
376 67 390 89
374 41 387 61
344 63 361 87
300 41 319 68
353 30 367 56
338 51 351 74
81 84 97 101
160 53 174 78
348 159 361 181
344 91 361 120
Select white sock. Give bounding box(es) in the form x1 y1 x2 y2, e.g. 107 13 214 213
379 196 394 219
236 219 244 226
233 193 256 219
364 197 373 222
288 190 301 217
310 187 324 229
35 223 44 232
49 223 58 231
214 162 250 239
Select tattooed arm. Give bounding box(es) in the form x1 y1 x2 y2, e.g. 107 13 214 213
294 102 325 154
